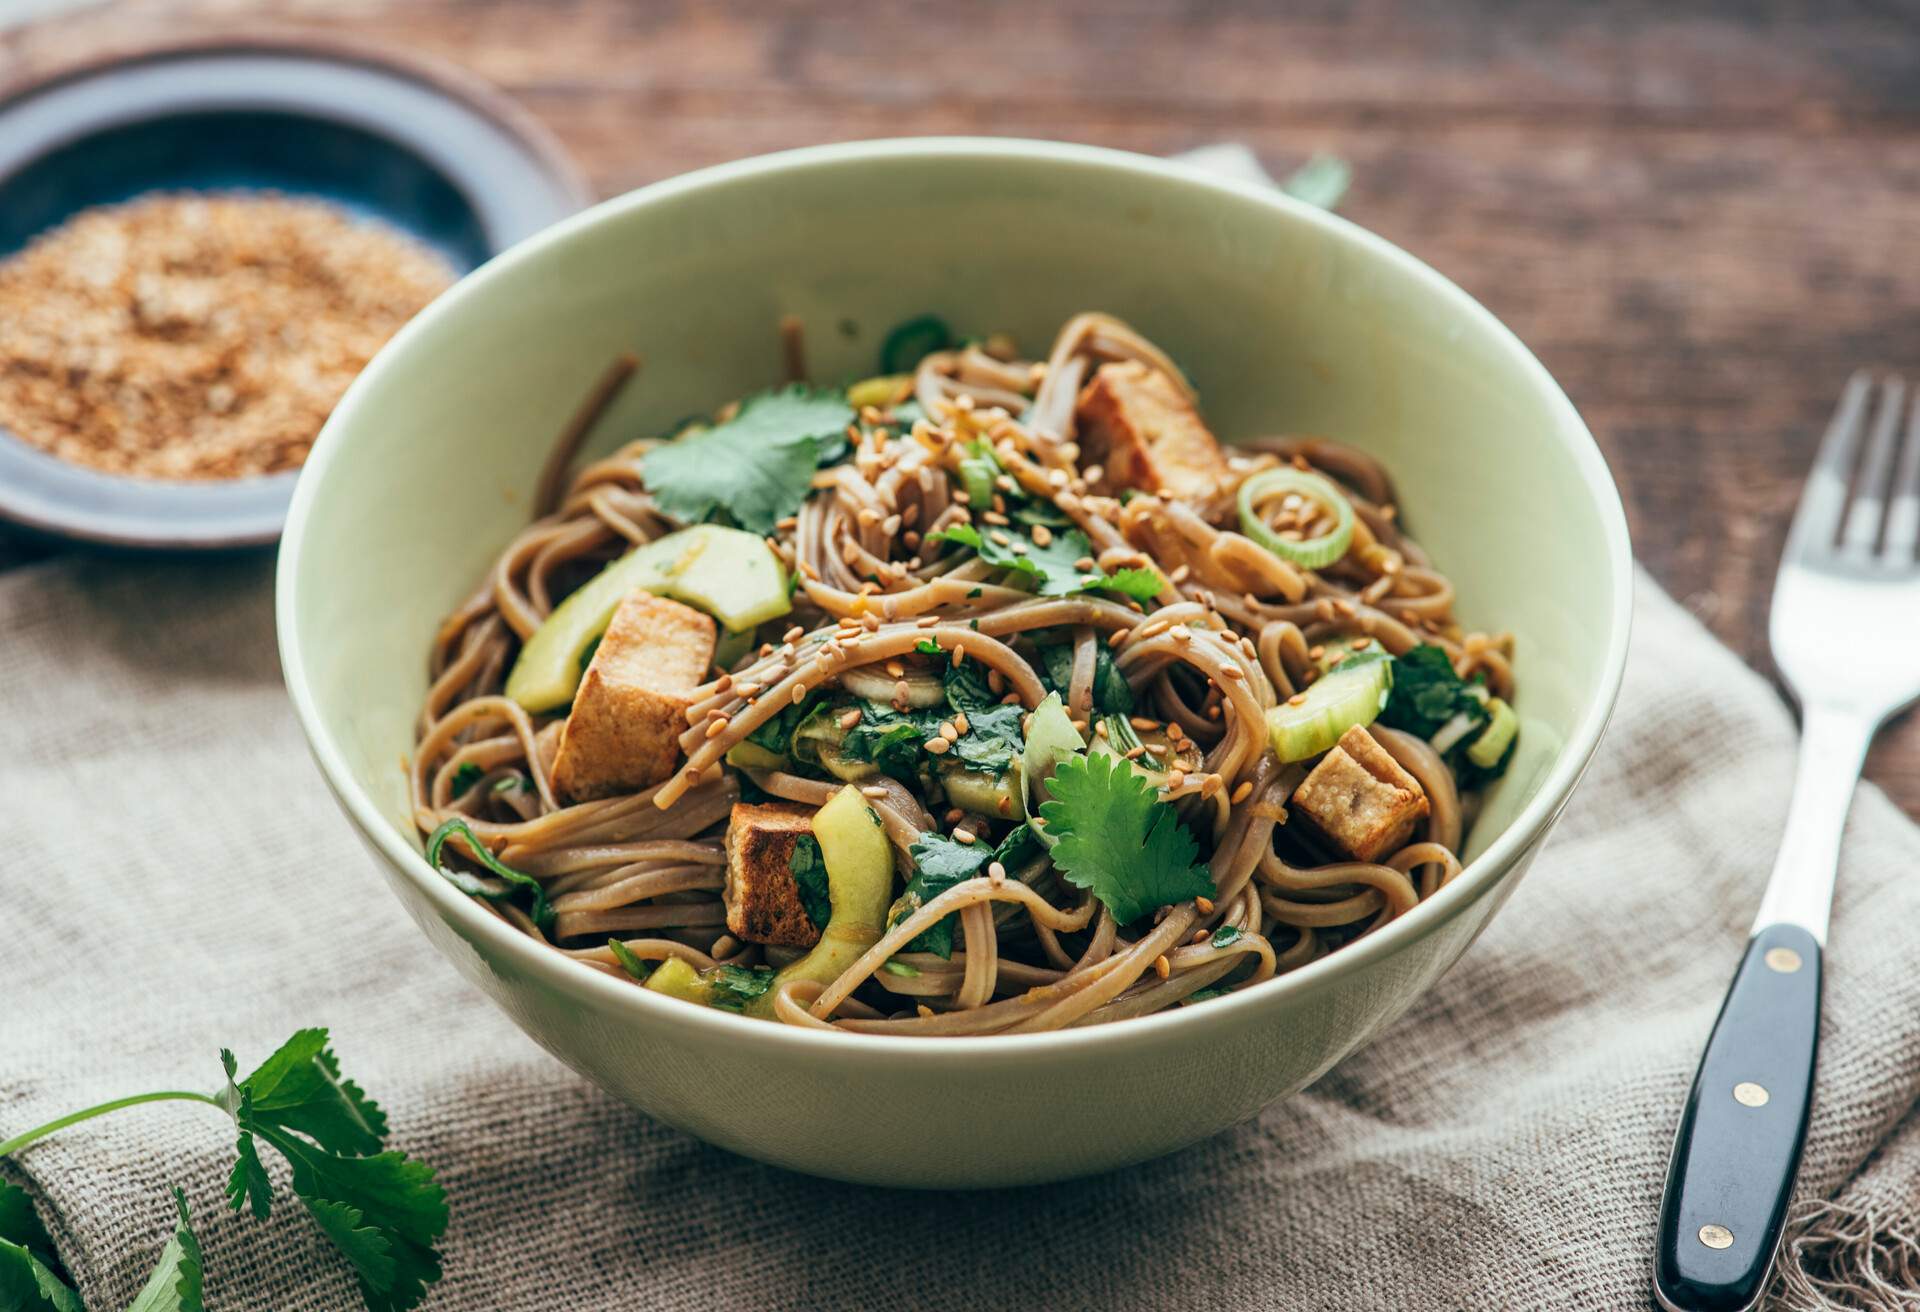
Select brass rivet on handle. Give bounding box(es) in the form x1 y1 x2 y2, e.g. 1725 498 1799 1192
1733 1081 1770 1107
1699 1224 1735 1250
1764 947 1803 973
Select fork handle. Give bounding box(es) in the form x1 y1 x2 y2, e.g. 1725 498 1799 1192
1654 923 1821 1312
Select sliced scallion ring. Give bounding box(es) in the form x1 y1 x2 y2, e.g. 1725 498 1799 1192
1238 467 1356 570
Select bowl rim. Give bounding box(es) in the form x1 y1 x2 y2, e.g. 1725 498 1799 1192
277 135 1633 1062
0 32 590 550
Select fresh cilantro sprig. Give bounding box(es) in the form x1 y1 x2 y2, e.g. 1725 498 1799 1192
0 1030 446 1312
1039 751 1215 925
927 522 1162 605
889 825 1040 958
788 834 831 930
640 386 853 533
1037 641 1135 716
427 818 555 934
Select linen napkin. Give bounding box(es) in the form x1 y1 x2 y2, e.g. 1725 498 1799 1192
3 551 1918 1312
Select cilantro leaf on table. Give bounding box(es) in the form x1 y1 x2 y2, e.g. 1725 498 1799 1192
123 1189 204 1312
640 386 854 533
927 523 1163 604
216 1034 447 1312
1039 751 1215 925
890 824 1039 958
0 1182 78 1312
789 833 831 930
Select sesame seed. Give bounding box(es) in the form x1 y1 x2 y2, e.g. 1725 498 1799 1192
1031 524 1054 547
862 785 889 799
917 616 939 628
1138 619 1170 640
951 827 975 843
1154 955 1171 980
1192 929 1210 944
1074 556 1096 572
944 808 964 824
714 673 733 693
1124 746 1145 760
1196 896 1216 914
1095 719 1110 739
988 861 1007 882
1166 770 1187 791
952 643 967 666
1083 463 1104 484
1230 781 1254 804
1170 627 1192 645
987 669 1005 693
917 1004 934 1019
1201 774 1223 799
1070 718 1088 734
952 712 970 734
989 529 1012 547
1170 564 1191 584
1221 665 1245 680
1308 645 1326 660
1352 636 1373 650
1110 627 1131 647
925 737 951 755
839 708 864 730
791 683 808 704
982 510 1010 526
705 716 730 739
1008 540 1028 555
883 514 902 536
1287 693 1308 707
885 659 906 678
783 625 804 644
998 795 1013 815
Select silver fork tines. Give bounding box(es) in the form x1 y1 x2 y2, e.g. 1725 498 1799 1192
1803 371 1920 566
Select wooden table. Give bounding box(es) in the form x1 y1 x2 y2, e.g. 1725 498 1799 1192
7 0 1919 808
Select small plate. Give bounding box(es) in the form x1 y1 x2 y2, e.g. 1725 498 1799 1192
0 36 590 549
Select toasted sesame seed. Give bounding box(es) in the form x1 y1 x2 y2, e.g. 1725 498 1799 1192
998 795 1013 815
988 861 1007 882
953 490 972 505
1166 721 1185 742
1095 719 1110 739
944 808 964 824
1070 718 1088 734
705 715 730 739
862 785 889 799
1002 692 1023 705
1230 781 1254 804
882 514 902 536
1170 626 1192 644
1154 954 1171 980
917 615 939 628
1110 627 1131 647
989 529 1012 547
791 683 808 704
1308 645 1326 660
1074 556 1096 571
917 1004 935 1019
1220 665 1245 680
1166 770 1187 791
982 510 1010 526
951 827 975 843
1351 636 1373 650
987 669 1005 693
953 712 970 734
1031 524 1054 547
1082 463 1104 484
839 708 864 730
926 737 951 755
952 643 967 666
1195 896 1216 914
1191 929 1210 944
1201 774 1223 799
1170 564 1191 584
1124 746 1146 760
885 659 906 678
1138 619 1170 640
782 625 804 644
1287 692 1308 707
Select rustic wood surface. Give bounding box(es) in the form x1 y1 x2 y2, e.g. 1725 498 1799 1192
6 0 1920 809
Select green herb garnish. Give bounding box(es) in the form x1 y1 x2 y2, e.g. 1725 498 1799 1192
928 522 1162 604
789 833 831 930
448 763 485 795
426 818 555 932
607 938 652 980
640 386 853 533
0 1030 444 1312
1039 752 1215 925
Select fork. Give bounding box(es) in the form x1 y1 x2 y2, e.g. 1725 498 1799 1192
1654 374 1920 1312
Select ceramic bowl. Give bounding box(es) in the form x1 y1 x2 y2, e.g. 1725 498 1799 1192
0 37 587 548
278 138 1632 1187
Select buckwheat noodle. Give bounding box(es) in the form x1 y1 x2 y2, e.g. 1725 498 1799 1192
412 314 1513 1034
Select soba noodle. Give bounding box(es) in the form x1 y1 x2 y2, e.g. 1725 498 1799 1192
412 313 1514 1034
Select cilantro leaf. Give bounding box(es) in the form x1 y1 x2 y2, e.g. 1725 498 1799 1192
216 1031 448 1312
928 522 1161 603
707 965 777 1011
1378 644 1485 740
1037 641 1135 716
0 1184 77 1312
841 701 944 777
640 386 853 533
789 833 831 930
939 664 1025 774
123 1188 204 1312
237 1028 388 1158
1211 925 1242 948
745 698 814 757
891 825 1037 957
1039 752 1215 924
448 762 484 795
426 818 554 933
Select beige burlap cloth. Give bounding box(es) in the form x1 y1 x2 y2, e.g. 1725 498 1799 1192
5 550 1920 1310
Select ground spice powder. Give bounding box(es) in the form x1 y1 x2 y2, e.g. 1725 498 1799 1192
0 192 456 480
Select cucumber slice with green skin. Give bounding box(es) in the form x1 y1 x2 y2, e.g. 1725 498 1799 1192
1466 696 1517 768
1022 692 1084 846
503 531 693 712
669 524 792 633
504 524 791 713
1265 651 1394 762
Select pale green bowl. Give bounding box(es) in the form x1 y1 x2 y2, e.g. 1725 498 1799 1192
277 138 1631 1188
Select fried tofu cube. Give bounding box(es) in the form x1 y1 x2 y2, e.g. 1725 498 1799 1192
550 590 716 801
724 801 822 948
1290 725 1430 863
1074 360 1230 503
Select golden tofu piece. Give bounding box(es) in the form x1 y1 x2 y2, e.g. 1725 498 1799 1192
1290 725 1430 863
549 590 716 801
723 801 822 948
1074 360 1230 503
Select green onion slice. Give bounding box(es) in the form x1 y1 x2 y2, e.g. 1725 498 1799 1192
1238 467 1356 570
879 314 955 374
1466 696 1518 769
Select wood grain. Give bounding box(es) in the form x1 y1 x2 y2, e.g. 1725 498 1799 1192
6 0 1920 808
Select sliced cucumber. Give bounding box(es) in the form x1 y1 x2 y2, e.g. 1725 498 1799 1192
841 663 945 709
668 524 792 633
505 524 790 713
503 531 697 712
791 702 879 782
1265 651 1393 763
1466 696 1517 768
1022 692 1084 845
942 762 1025 820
